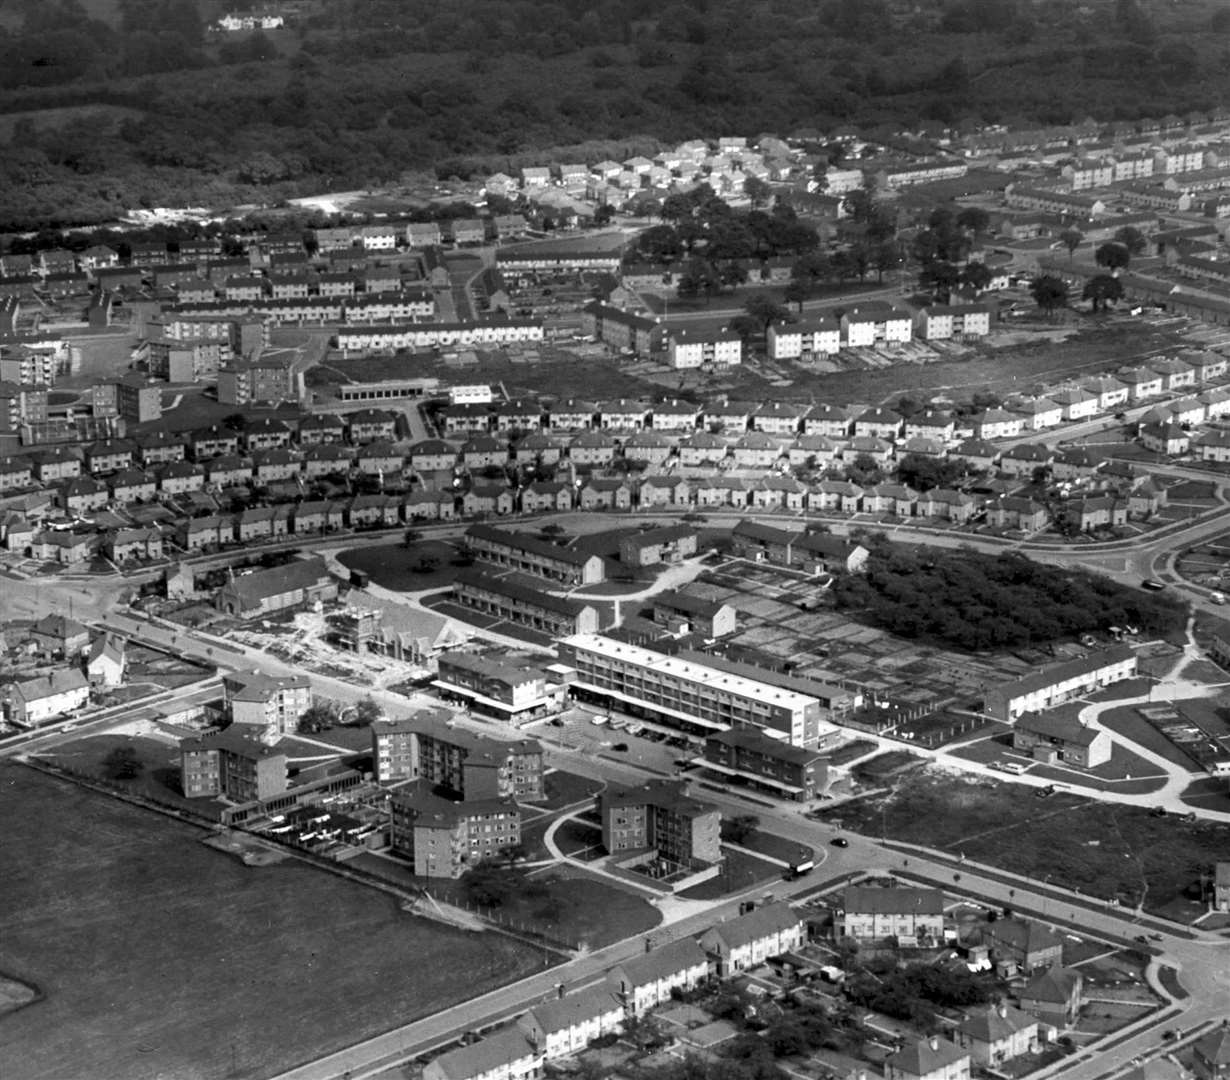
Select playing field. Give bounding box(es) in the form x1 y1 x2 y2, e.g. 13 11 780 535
0 765 545 1080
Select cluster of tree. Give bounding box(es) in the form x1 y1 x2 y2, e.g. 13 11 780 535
632 185 821 266
832 544 1187 650
911 205 994 303
844 964 994 1026
297 696 382 733
894 453 977 492
5 0 1230 226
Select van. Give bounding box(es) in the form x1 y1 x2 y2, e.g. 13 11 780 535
1211 592 1226 605
992 760 1028 775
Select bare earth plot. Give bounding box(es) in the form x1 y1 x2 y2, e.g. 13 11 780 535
0 766 543 1080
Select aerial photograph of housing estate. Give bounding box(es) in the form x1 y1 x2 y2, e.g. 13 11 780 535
3 1 1230 1079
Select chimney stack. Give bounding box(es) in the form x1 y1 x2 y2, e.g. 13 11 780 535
997 1004 1007 1019
929 1037 940 1051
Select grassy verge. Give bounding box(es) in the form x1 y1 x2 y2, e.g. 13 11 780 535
0 765 544 1080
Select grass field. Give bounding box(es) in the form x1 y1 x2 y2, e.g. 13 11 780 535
40 733 223 817
816 770 1230 919
0 765 545 1080
338 539 465 592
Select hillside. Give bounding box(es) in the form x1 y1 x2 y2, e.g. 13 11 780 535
2 0 1230 227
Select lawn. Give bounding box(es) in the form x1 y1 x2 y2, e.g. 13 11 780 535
337 540 465 592
1098 705 1203 773
539 769 604 810
350 855 660 950
724 824 815 868
0 765 545 1080
677 848 782 900
814 770 1230 919
38 733 222 818
828 739 879 766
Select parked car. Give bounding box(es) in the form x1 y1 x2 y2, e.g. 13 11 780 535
830 837 849 848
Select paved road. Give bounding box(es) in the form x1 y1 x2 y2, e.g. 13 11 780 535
263 781 1230 1080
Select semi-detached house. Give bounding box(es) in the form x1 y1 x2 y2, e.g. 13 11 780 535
516 987 623 1060
607 938 710 1017
698 902 805 976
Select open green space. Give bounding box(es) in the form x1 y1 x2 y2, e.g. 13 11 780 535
337 540 464 592
949 725 1168 793
816 770 1230 920
38 733 220 817
730 827 815 868
352 854 660 950
0 765 544 1080
539 769 603 811
1099 705 1204 773
677 848 781 900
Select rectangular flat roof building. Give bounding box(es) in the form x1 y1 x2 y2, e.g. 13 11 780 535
558 633 822 746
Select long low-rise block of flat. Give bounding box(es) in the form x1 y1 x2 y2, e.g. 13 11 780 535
558 633 823 746
983 645 1137 722
453 567 601 637
466 524 606 585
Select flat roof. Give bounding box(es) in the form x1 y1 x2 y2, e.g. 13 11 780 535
560 634 816 712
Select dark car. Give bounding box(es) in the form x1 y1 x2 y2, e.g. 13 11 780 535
1162 1030 1178 1042
612 742 629 752
830 837 850 848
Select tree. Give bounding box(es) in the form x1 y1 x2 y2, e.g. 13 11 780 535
743 175 772 210
299 702 338 733
956 206 990 236
103 745 143 781
959 261 993 294
1112 226 1147 256
1083 273 1125 313
783 279 809 313
871 239 902 283
920 260 960 303
1059 227 1085 262
743 293 791 334
1095 242 1131 271
725 814 760 844
351 696 383 726
1030 274 1068 316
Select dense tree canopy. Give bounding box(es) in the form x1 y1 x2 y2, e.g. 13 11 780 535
833 544 1187 650
4 0 1230 226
